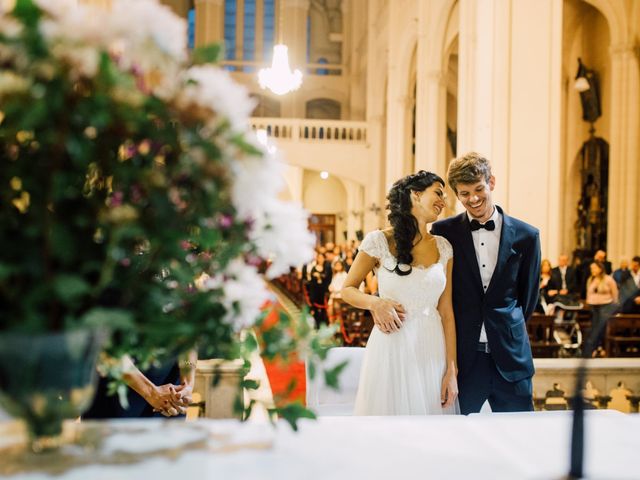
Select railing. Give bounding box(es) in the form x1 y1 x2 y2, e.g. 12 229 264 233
250 118 368 144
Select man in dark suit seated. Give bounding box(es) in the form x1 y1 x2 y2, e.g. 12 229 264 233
612 259 631 286
621 256 640 314
548 254 579 303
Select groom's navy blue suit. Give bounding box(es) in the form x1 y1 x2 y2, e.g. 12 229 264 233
431 206 541 413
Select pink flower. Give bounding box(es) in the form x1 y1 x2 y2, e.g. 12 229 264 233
218 214 233 229
110 191 124 207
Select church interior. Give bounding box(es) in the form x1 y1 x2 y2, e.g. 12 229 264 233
1 0 640 478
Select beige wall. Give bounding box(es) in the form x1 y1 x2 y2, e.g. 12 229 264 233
185 0 640 260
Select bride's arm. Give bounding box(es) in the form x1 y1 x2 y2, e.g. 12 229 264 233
437 259 458 408
341 251 405 334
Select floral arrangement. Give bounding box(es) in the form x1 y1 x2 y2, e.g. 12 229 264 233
0 0 333 424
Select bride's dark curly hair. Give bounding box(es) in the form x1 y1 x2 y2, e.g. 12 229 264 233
386 170 445 276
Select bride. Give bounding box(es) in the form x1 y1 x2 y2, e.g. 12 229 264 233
341 171 459 415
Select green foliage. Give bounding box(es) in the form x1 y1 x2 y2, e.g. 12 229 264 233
0 0 341 430
191 44 223 65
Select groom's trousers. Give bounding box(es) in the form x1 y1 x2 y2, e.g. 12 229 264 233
458 350 534 414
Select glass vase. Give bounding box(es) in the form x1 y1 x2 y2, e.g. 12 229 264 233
0 328 106 452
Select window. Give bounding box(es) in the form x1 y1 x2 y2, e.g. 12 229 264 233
224 0 277 72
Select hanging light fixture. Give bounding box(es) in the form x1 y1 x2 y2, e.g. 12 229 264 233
258 1 303 95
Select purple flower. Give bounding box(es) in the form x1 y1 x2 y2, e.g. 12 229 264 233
218 214 233 229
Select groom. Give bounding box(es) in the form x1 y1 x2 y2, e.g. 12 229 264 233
431 152 541 413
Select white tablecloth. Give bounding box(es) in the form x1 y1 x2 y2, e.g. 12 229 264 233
2 410 639 479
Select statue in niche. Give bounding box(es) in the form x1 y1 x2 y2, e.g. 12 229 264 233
309 0 343 67
572 59 609 262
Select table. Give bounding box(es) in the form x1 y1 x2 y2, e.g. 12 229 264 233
1 410 639 479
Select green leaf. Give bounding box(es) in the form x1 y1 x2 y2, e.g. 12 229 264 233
12 0 41 30
0 263 14 281
191 44 223 65
273 403 316 431
324 360 349 389
241 378 260 390
81 308 134 330
53 274 91 304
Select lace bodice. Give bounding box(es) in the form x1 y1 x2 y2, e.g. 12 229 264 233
359 230 452 318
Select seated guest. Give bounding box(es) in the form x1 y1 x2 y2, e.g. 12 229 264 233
620 257 640 314
537 259 553 313
621 290 640 314
612 259 631 286
548 253 579 298
630 256 640 289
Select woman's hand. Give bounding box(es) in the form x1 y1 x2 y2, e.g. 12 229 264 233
441 368 458 409
148 384 187 417
171 382 194 409
370 297 406 334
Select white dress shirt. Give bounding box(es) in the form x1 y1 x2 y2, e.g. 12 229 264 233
468 207 502 343
632 270 640 288
559 266 567 290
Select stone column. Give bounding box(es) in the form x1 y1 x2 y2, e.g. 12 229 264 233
194 0 224 47
457 0 511 201
343 179 364 242
282 163 304 204
607 44 640 261
457 0 563 258
414 0 448 176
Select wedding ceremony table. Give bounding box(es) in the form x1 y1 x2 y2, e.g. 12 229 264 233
1 410 639 479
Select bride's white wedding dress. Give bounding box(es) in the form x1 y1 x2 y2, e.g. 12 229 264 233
354 230 459 415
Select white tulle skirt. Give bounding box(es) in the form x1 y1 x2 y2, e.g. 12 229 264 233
354 313 460 415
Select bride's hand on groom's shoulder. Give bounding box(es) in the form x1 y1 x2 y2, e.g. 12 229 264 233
370 298 406 334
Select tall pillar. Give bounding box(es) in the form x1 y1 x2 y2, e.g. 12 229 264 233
343 179 364 242
607 44 640 261
457 0 562 258
364 115 385 233
282 164 304 203
414 0 450 176
281 0 309 67
457 0 511 202
194 0 224 47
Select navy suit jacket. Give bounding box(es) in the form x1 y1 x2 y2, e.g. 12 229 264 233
431 206 541 383
549 266 579 295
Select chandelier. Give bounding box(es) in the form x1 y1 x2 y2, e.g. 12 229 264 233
258 45 303 95
257 2 303 95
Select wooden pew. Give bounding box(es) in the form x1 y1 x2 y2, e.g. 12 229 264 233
605 314 640 357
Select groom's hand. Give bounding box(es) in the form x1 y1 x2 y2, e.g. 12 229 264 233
370 298 406 334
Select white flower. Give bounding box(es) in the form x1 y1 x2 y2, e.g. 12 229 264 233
202 259 272 331
109 0 187 63
252 198 316 278
229 133 315 276
179 65 256 132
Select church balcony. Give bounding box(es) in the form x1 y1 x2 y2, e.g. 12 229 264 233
249 117 371 186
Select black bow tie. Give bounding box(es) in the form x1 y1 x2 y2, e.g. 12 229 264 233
470 219 496 231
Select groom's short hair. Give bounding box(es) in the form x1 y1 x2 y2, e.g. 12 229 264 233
447 152 492 194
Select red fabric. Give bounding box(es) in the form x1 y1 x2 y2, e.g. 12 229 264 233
259 301 306 406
